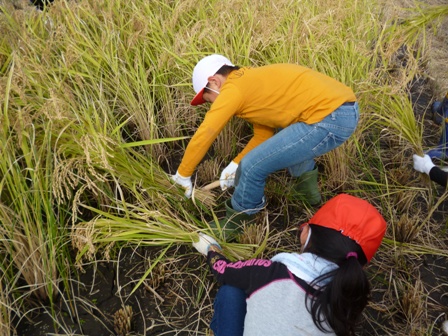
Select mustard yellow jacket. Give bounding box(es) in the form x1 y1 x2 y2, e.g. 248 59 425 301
178 64 356 177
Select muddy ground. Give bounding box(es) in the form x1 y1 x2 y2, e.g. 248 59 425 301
13 0 448 335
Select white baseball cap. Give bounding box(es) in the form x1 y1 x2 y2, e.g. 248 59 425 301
190 54 234 106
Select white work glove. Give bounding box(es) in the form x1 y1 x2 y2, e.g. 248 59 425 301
192 233 221 256
220 161 238 190
412 154 435 175
171 171 193 198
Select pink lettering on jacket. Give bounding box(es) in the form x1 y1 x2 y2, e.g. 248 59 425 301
213 259 272 274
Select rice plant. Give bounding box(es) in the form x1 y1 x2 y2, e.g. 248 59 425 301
0 0 447 334
0 91 74 316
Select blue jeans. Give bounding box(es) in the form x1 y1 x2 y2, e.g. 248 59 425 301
232 102 359 214
210 285 247 336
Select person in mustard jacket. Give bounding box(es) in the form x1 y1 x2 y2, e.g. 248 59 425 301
171 54 359 233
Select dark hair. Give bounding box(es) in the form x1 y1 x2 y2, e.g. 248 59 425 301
304 224 370 336
215 64 240 76
203 65 240 94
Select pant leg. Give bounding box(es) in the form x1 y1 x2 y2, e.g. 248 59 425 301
210 285 247 336
287 159 316 177
232 103 359 214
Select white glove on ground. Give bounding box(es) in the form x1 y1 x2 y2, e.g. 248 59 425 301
171 171 193 198
442 319 448 335
192 233 221 256
412 154 435 175
220 161 238 190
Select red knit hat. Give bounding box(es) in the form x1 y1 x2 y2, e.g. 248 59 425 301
307 194 386 262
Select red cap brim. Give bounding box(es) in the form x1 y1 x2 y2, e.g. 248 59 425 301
190 88 206 106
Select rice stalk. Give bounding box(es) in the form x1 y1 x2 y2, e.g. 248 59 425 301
71 201 255 265
386 4 448 47
382 238 448 258
0 121 73 321
391 276 429 334
370 90 423 154
0 0 447 334
0 271 15 336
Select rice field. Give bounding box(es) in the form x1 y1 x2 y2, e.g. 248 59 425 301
0 0 447 335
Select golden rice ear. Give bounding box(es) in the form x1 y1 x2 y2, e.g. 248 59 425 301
3 0 448 333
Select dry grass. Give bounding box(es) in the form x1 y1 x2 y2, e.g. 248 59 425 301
0 0 447 334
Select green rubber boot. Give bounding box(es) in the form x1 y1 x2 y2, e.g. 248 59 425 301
209 200 256 240
291 167 321 206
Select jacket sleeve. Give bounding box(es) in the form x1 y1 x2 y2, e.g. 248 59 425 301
429 166 448 187
207 251 291 296
233 123 275 164
177 86 243 177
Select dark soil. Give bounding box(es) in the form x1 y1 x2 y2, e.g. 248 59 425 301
16 245 215 335
14 2 448 335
